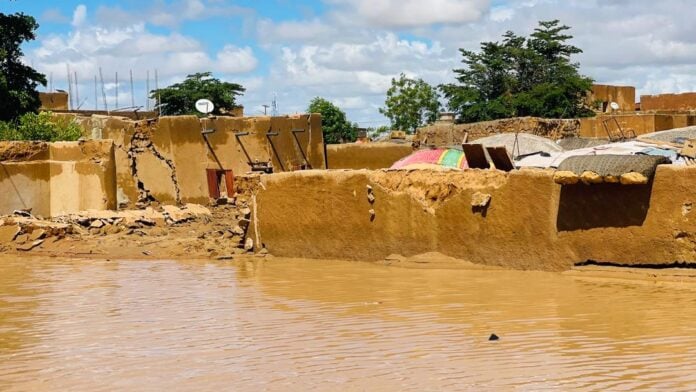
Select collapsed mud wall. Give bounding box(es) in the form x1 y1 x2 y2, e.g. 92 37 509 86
86 114 324 207
0 141 117 217
326 143 413 169
416 117 581 147
254 167 696 271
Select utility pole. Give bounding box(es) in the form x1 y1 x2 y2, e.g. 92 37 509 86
262 104 270 115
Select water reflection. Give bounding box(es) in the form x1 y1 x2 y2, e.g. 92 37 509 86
0 255 695 391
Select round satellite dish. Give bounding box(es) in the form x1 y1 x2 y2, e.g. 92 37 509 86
195 99 214 114
610 102 620 111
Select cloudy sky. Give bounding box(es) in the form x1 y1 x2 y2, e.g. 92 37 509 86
5 0 696 125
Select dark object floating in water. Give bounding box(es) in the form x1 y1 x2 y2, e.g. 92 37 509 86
489 334 500 341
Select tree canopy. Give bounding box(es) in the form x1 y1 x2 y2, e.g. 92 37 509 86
0 12 47 122
380 73 440 133
307 97 356 144
150 72 245 116
440 20 594 123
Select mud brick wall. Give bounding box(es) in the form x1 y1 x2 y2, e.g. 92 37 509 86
326 143 413 169
254 167 696 271
89 114 325 207
0 140 117 217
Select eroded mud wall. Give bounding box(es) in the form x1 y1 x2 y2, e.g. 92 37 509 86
416 117 581 147
95 114 324 207
326 143 413 169
0 141 116 217
254 167 696 271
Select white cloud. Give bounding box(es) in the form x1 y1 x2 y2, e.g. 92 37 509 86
215 46 259 73
327 0 490 27
71 4 87 27
95 0 253 28
257 18 335 44
28 0 696 124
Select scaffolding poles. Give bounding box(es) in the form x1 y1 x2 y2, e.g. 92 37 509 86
55 67 168 112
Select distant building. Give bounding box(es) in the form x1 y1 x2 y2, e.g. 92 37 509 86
588 84 636 113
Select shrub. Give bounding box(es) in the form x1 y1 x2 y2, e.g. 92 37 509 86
0 112 82 142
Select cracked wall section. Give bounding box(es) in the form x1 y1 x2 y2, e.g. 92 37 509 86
93 114 323 208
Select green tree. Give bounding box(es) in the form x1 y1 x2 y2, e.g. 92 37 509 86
150 72 245 116
380 73 440 133
367 125 391 140
440 20 594 123
307 97 355 144
0 13 47 122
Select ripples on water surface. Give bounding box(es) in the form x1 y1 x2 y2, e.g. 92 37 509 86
0 256 695 391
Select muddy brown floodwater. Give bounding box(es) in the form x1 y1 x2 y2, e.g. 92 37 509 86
1 256 695 391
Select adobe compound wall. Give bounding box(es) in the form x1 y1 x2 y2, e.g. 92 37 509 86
253 167 696 271
0 141 117 217
326 143 413 169
579 113 696 138
641 92 696 112
416 117 581 147
83 114 324 207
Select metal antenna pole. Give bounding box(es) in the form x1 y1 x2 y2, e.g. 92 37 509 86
146 70 150 111
49 72 53 92
66 64 73 110
155 69 160 116
130 69 135 108
99 67 108 112
94 75 98 110
115 72 119 109
74 71 79 109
